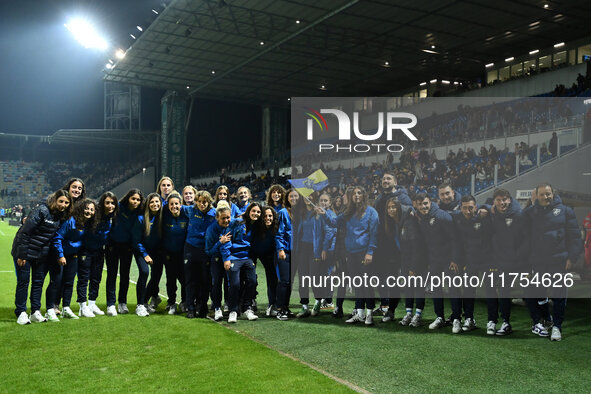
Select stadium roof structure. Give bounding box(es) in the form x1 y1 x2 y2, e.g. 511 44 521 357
103 0 591 103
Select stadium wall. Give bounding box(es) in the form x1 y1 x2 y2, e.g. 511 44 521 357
111 166 155 197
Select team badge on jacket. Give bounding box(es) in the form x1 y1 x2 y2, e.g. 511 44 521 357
505 218 513 227
553 208 561 216
429 218 435 225
473 222 481 230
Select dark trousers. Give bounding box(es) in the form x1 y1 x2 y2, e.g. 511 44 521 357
105 241 133 306
184 244 211 313
210 257 224 309
348 251 375 310
256 254 277 307
46 259 63 310
145 248 163 302
162 250 185 305
526 298 566 329
60 254 79 307
227 258 257 313
134 254 151 305
14 257 50 316
79 249 105 302
275 252 291 310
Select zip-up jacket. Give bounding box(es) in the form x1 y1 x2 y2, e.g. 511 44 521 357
452 208 492 268
416 202 454 267
330 206 379 255
109 203 140 244
53 216 86 258
83 214 113 252
15 203 63 261
275 208 292 253
161 208 189 253
132 213 161 257
183 205 216 248
489 198 529 269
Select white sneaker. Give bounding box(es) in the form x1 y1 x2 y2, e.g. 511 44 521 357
550 326 562 341
214 308 223 321
399 312 412 326
79 304 95 318
382 310 394 323
452 319 462 334
365 309 374 326
532 322 549 337
429 316 445 330
62 306 79 319
486 321 497 335
88 301 104 316
30 310 47 323
17 311 31 325
117 303 129 314
45 308 60 322
409 314 422 327
106 305 118 316
167 304 176 315
462 318 476 332
136 304 150 317
345 311 365 324
265 305 277 317
228 311 237 323
243 309 258 321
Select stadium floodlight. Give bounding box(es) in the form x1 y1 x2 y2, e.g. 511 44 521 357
152 9 159 15
485 63 494 68
419 82 427 86
505 57 514 62
64 18 108 50
441 80 450 84
115 49 126 59
529 49 539 55
137 26 143 32
430 79 437 83
554 42 565 48
105 63 113 69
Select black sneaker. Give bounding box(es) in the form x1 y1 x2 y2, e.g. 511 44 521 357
186 310 196 319
332 307 343 318
198 308 209 318
276 310 289 321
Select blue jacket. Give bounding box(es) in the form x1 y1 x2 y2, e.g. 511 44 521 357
490 198 528 268
109 203 140 244
299 209 336 259
416 202 454 267
183 205 216 249
83 215 113 252
234 201 249 218
526 195 583 268
452 208 492 268
332 206 379 255
205 219 251 261
53 217 85 258
439 191 462 212
132 213 161 257
161 208 189 253
275 208 292 253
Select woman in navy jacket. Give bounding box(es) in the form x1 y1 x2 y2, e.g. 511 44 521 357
182 190 216 318
161 192 189 314
52 198 98 320
105 188 145 316
13 190 72 325
133 192 163 316
251 206 279 317
79 192 117 317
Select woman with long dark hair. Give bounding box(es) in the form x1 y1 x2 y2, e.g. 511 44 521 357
79 191 118 316
52 198 98 319
13 190 72 324
61 178 86 203
251 205 279 317
133 192 163 316
266 184 286 213
105 188 145 316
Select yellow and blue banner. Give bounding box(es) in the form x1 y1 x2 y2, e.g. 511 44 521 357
288 169 329 198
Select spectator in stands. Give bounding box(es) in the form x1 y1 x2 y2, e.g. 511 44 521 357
549 132 558 157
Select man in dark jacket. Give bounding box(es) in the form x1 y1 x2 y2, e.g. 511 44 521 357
413 193 458 331
525 183 583 341
487 188 529 336
438 182 462 213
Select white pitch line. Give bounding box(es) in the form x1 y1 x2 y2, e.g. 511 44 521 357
0 270 14 273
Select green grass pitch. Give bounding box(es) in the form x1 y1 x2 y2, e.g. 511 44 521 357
1 220 590 393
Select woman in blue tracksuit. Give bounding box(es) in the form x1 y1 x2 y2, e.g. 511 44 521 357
105 188 145 316
206 202 258 323
183 190 216 318
206 201 233 321
53 198 98 320
182 185 197 206
161 191 189 314
324 186 379 325
79 192 117 317
214 185 239 219
274 188 302 321
251 205 279 317
266 184 286 213
235 186 251 218
132 192 163 316
13 189 72 325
